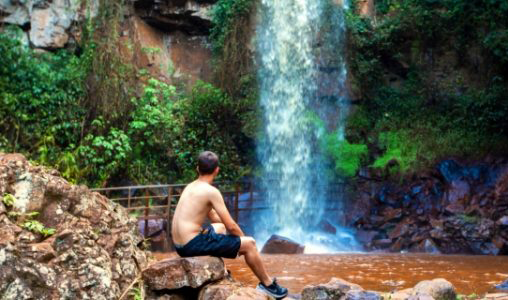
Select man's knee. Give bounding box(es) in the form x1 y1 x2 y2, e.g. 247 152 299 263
240 236 257 253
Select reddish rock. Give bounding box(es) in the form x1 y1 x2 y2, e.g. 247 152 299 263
382 207 402 222
142 257 226 290
261 235 304 254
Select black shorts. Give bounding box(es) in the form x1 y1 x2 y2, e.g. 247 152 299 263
175 225 241 259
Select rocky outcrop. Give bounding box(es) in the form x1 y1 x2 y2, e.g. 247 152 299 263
0 0 99 49
261 234 305 254
133 0 216 35
348 159 508 255
143 257 226 290
143 256 272 300
0 153 147 299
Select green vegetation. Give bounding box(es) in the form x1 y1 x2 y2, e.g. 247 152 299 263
0 0 257 186
341 0 508 177
2 194 16 207
22 220 56 237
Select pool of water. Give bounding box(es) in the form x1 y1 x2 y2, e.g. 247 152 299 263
222 253 508 295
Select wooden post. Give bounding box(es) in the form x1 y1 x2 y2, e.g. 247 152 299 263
144 190 149 238
167 186 173 250
127 187 131 210
234 184 240 222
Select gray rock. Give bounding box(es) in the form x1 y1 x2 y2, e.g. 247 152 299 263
302 277 362 300
199 278 272 300
411 278 456 300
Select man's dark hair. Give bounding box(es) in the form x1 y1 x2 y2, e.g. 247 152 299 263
197 151 219 175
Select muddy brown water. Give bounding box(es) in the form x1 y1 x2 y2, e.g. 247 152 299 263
155 253 508 295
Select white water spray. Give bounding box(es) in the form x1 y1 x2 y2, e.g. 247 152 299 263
256 0 358 252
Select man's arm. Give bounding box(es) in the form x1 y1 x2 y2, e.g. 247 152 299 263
209 188 244 236
207 209 222 223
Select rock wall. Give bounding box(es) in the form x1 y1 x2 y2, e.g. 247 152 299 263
0 0 216 85
0 0 99 49
347 158 508 255
0 154 148 299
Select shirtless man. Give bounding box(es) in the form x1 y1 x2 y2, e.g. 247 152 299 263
172 151 288 299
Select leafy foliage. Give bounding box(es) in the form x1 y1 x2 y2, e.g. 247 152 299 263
344 0 508 176
324 134 368 177
22 220 56 237
2 194 16 207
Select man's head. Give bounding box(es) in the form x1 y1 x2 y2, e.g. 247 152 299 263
197 151 219 176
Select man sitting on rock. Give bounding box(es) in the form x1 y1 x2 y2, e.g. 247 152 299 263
172 151 288 299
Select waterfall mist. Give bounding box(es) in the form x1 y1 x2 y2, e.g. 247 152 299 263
255 0 359 253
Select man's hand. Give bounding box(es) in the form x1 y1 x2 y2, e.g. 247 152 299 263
209 188 244 237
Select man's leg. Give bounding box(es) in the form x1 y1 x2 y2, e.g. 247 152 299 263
239 236 272 286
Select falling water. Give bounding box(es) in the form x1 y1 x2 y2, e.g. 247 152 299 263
256 0 358 252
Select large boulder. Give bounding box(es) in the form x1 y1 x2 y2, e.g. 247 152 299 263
261 234 305 254
198 278 272 300
302 277 380 300
0 0 99 49
0 153 148 299
143 256 227 291
411 278 456 300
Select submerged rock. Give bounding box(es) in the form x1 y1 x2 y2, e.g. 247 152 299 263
0 153 147 299
261 234 305 254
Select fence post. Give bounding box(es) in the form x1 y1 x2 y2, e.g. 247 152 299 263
167 186 173 250
144 190 149 238
234 184 240 222
127 187 131 210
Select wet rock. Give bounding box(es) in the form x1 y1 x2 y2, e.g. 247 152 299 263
411 278 456 300
318 220 337 235
495 279 508 291
198 277 271 300
411 239 441 254
143 257 226 291
356 230 378 245
301 277 362 300
261 235 305 254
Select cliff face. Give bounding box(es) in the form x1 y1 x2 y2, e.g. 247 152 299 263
0 0 216 86
0 154 148 299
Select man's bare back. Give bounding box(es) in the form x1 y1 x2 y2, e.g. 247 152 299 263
170 151 288 299
172 180 241 245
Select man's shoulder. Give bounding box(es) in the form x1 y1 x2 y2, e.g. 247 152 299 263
187 181 220 195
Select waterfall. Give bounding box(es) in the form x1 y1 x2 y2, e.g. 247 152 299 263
255 0 358 252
